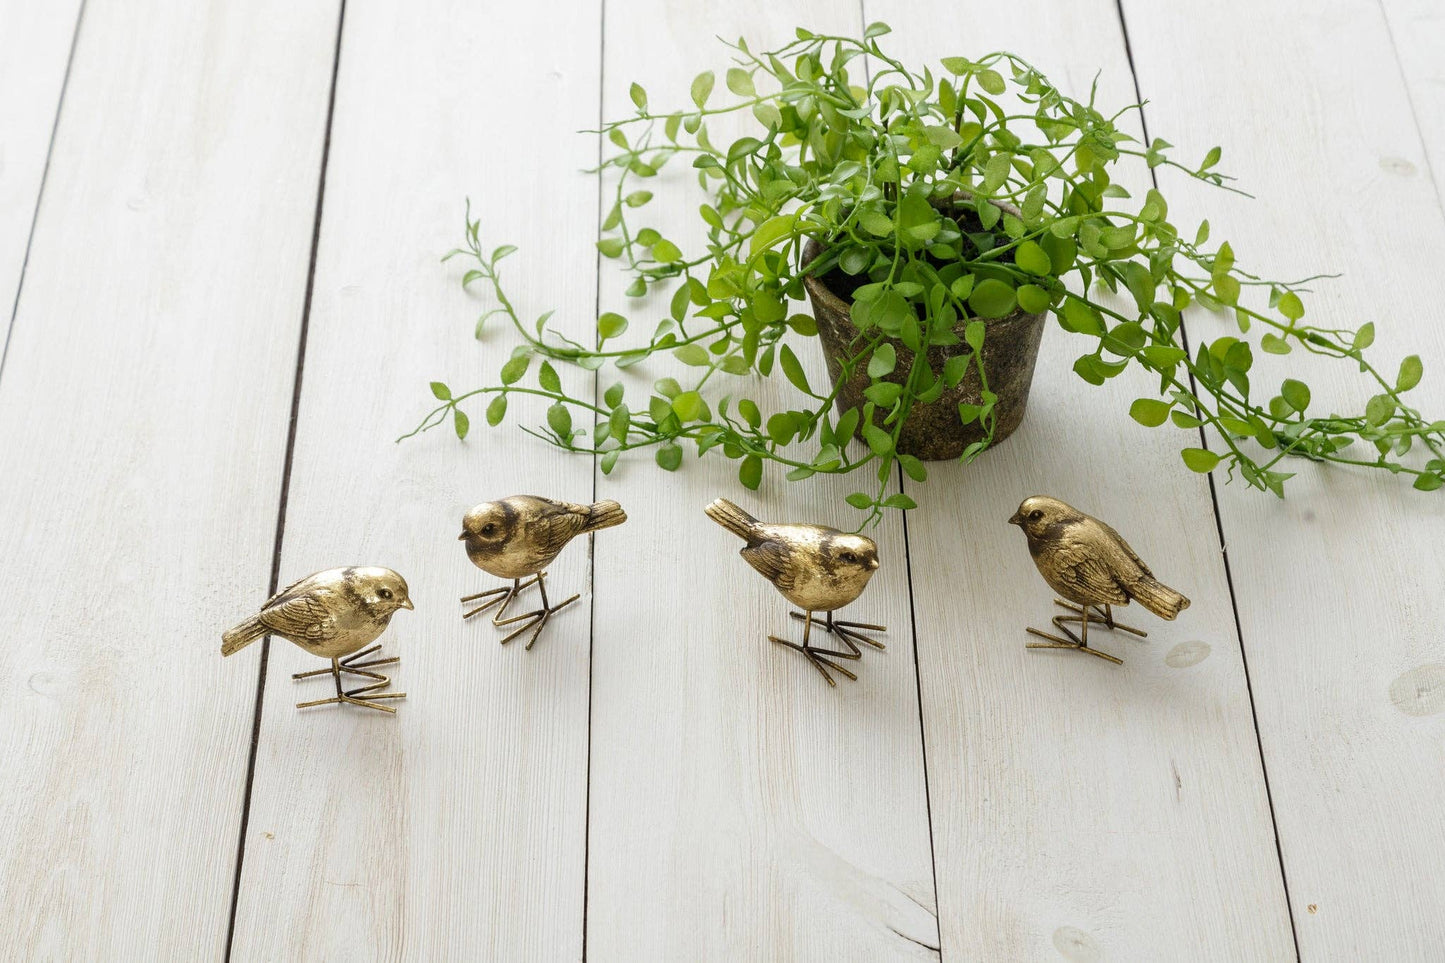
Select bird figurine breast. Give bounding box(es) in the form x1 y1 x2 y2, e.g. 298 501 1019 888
706 497 885 687
1009 495 1190 664
222 566 413 712
459 495 627 648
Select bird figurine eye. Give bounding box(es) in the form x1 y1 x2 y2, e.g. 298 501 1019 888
481 523 496 537
842 552 858 564
1028 510 1044 522
377 588 393 600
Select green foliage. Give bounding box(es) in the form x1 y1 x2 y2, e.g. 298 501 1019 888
403 27 1445 521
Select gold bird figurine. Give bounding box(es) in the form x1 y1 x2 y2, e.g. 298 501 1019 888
222 566 414 712
1009 496 1190 665
459 495 627 648
706 497 885 687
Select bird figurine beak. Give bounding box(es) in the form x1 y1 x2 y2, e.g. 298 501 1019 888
868 557 880 571
457 530 469 540
401 598 415 610
1007 511 1023 526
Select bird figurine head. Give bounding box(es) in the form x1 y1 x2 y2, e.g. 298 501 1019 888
828 532 882 579
1008 495 1076 539
459 501 511 554
355 566 415 615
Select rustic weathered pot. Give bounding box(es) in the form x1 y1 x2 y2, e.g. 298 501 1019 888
801 227 1046 461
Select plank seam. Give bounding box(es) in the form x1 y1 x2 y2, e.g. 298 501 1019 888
0 0 88 389
222 2 349 958
581 0 607 958
1112 2 1302 957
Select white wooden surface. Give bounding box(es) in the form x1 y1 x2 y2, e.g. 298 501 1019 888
230 0 601 958
1124 0 1445 956
0 0 340 956
2 0 1444 958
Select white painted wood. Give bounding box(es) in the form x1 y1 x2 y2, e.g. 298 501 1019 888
1122 0 1445 956
585 4 940 960
0 0 341 956
1380 0 1445 191
863 3 1297 958
229 0 601 958
0 0 81 344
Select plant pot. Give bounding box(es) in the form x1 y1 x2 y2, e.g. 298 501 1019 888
801 228 1047 461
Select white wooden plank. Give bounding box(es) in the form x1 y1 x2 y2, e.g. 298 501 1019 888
1380 0 1445 191
0 0 341 956
0 0 81 347
863 3 1297 958
1121 0 1445 956
228 0 601 957
585 6 941 960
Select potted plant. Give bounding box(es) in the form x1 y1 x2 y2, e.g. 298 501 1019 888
405 24 1444 521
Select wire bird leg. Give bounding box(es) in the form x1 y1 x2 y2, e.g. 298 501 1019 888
293 646 407 712
1025 600 1142 665
772 610 887 687
488 571 580 650
460 572 544 620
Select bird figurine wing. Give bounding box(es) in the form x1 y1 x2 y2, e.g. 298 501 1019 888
529 498 595 558
740 540 797 592
1095 519 1153 577
1049 538 1131 605
262 573 315 612
258 591 340 644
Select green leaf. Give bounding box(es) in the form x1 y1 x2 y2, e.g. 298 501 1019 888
977 69 1006 94
672 390 704 421
600 450 619 475
652 239 682 263
673 343 710 366
500 354 529 385
868 343 897 378
864 21 891 37
656 444 683 471
1278 291 1304 321
1260 333 1292 355
941 57 971 75
597 237 625 258
964 320 985 354
486 394 507 426
846 492 874 509
1061 298 1104 336
750 214 796 256
547 403 572 438
738 398 761 429
597 312 628 341
1016 284 1050 314
1354 323 1376 351
949 274 975 301
1281 378 1311 413
604 382 624 408
968 279 1016 318
1014 240 1051 275
942 354 969 387
779 345 810 393
430 381 452 400
766 412 796 445
898 454 927 482
862 423 893 455
690 71 715 109
1181 447 1222 473
453 407 469 439
538 361 561 393
739 454 763 490
1398 355 1423 392
629 83 647 110
608 403 630 441
1129 398 1171 427
1414 473 1443 492
1366 393 1395 426
726 67 755 96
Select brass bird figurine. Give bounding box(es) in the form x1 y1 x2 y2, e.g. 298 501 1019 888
459 495 627 648
706 497 885 687
1009 496 1190 664
222 566 414 712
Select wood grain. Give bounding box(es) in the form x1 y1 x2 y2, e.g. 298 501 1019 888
0 0 81 347
863 3 1297 958
0 0 341 956
584 4 940 959
228 0 602 957
1123 0 1445 956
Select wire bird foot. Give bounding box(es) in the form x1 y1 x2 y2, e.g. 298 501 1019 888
773 610 887 687
1025 599 1147 666
465 571 579 649
293 645 406 712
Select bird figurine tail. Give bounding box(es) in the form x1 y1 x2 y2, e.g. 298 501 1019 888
582 499 628 533
1130 576 1191 621
705 498 758 539
221 616 268 656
